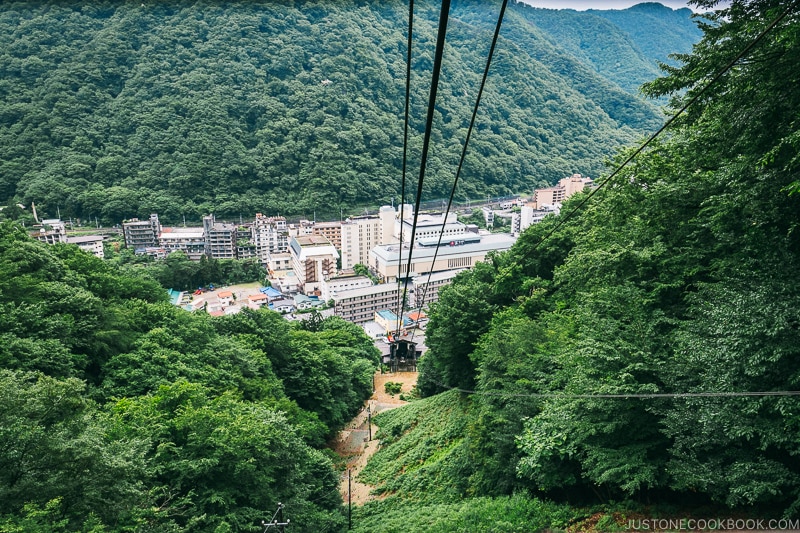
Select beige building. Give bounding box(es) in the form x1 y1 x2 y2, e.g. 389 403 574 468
66 235 105 259
411 269 466 308
288 235 339 295
370 233 516 283
339 206 397 270
333 283 401 324
533 174 594 208
313 221 342 249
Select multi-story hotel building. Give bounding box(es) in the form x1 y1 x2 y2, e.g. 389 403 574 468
203 215 237 260
122 214 161 251
252 214 288 264
313 221 342 250
288 235 339 295
333 283 401 324
159 227 206 260
320 271 374 302
533 173 594 208
411 269 466 308
370 233 516 283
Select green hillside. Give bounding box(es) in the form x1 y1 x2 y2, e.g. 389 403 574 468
0 0 699 225
417 0 800 519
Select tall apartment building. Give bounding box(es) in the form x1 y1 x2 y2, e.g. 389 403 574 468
288 235 339 295
203 215 237 260
123 214 160 251
252 214 288 264
333 283 401 324
339 206 397 270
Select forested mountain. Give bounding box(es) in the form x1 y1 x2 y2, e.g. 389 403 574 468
413 0 800 522
0 0 699 224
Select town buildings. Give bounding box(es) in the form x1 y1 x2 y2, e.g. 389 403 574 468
288 235 339 296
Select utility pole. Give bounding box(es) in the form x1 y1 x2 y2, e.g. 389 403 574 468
348 469 352 530
367 404 372 441
262 503 290 532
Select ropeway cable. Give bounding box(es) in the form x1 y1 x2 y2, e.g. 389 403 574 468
409 0 509 345
395 0 452 339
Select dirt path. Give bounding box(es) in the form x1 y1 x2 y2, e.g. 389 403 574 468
335 371 418 505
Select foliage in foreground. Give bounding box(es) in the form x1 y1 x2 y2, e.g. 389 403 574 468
419 0 800 515
0 221 381 531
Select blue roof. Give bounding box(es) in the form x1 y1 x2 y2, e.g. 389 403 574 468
259 287 282 297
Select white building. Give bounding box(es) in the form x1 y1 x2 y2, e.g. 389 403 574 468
252 214 288 264
158 227 206 260
339 206 397 270
320 272 374 302
66 235 105 259
399 212 466 242
370 233 516 283
288 235 339 295
411 269 466 308
511 204 560 236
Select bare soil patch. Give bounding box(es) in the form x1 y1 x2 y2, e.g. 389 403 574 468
335 371 418 505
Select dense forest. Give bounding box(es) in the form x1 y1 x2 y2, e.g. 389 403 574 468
408 0 800 524
0 0 699 224
0 221 381 531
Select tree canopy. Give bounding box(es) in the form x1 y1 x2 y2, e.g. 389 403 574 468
418 0 800 515
0 0 699 224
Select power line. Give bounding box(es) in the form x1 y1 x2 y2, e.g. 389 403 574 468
522 0 800 257
396 0 452 338
394 0 415 336
410 0 509 344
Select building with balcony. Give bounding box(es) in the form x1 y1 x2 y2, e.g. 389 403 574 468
533 173 594 208
320 271 373 302
123 214 161 251
411 269 466 308
288 235 339 295
203 215 237 260
333 283 401 325
159 227 206 260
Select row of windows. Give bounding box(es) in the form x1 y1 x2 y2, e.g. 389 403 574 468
448 257 472 268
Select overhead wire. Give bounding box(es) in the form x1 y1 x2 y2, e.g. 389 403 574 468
409 0 509 344
393 0 415 337
520 0 800 257
433 382 800 400
394 0 452 339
